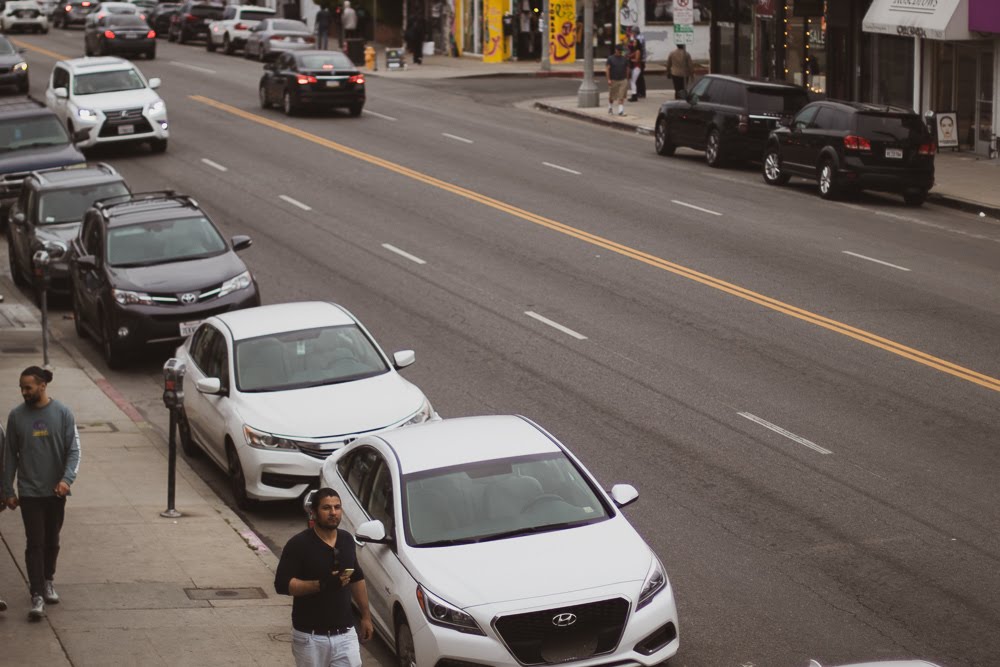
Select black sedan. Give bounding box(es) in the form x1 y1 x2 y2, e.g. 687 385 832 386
0 35 29 93
259 50 365 117
84 14 156 58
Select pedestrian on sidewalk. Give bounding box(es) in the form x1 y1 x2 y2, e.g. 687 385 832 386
275 487 373 667
405 16 424 65
2 366 81 621
0 433 8 614
341 0 357 42
606 43 629 116
626 33 642 102
314 5 331 50
666 42 693 97
629 26 647 100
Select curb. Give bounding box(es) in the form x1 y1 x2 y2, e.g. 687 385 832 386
926 192 1000 223
533 100 654 135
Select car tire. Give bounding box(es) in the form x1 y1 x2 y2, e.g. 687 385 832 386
818 159 840 200
705 128 724 168
227 441 257 511
283 90 298 116
8 240 27 287
348 102 363 117
762 145 790 186
150 138 168 153
654 116 676 156
259 84 270 109
178 410 199 457
206 36 216 52
71 292 88 338
395 620 417 667
102 315 127 370
903 188 928 207
223 33 234 55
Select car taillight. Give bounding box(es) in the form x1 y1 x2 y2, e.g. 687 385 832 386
81 1 90 5
146 29 155 38
64 4 71 10
184 12 196 21
103 29 115 38
348 74 365 84
233 22 246 29
918 142 936 156
296 74 317 84
140 13 145 20
843 135 872 152
304 35 315 43
269 34 285 40
738 113 749 134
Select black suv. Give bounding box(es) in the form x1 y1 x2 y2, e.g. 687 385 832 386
69 191 260 367
763 100 935 205
168 1 223 43
655 74 811 167
53 0 95 28
7 163 128 294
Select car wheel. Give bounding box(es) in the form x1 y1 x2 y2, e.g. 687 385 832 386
654 116 676 156
348 102 363 117
8 240 27 287
178 410 199 457
71 291 88 338
395 620 417 667
150 138 167 153
226 441 257 510
259 84 270 109
283 90 298 116
206 35 216 51
818 160 840 200
102 315 127 370
705 128 724 168
762 145 790 186
223 33 234 54
903 188 928 207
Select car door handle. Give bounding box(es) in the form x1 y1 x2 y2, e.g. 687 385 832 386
354 536 365 548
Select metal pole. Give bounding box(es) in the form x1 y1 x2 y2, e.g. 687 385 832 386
540 0 549 70
160 408 182 518
577 0 597 107
40 288 49 367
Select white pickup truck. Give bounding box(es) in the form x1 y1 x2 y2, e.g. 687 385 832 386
206 4 275 54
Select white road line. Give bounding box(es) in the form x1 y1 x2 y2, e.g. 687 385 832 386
671 199 723 216
169 61 215 74
442 132 474 144
363 110 397 121
524 311 587 340
543 162 581 175
200 158 228 172
842 251 911 272
279 194 312 211
738 412 832 455
381 243 426 265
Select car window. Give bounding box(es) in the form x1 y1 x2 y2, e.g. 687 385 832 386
715 81 743 107
345 447 379 503
190 324 220 376
272 19 306 31
72 69 145 95
298 52 354 70
0 115 70 152
0 38 14 56
107 14 145 26
277 52 292 69
207 329 229 385
52 66 70 90
695 78 714 102
793 105 819 130
191 4 223 18
813 107 849 131
747 88 809 115
688 76 710 99
365 459 395 538
38 182 129 225
240 9 272 21
854 113 925 141
83 218 103 258
106 216 227 267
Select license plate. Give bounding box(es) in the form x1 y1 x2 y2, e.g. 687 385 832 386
290 36 302 42
117 124 135 135
179 320 201 337
125 33 139 38
885 148 903 159
326 80 341 88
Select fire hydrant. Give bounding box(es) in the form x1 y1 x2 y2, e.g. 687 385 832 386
364 45 377 71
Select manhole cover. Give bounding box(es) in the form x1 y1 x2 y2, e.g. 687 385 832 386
184 587 267 600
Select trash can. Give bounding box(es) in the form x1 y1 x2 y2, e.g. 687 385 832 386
346 38 366 65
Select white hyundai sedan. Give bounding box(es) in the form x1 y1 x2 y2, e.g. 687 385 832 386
174 301 437 509
318 415 679 666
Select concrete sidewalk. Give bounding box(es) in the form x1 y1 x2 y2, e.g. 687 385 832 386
0 277 377 664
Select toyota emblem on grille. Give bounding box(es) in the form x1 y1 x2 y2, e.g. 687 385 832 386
179 293 197 304
551 612 577 627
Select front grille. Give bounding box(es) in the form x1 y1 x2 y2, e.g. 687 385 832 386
17 9 40 17
148 283 224 305
98 107 153 137
0 67 10 74
494 598 630 665
149 303 233 323
296 437 353 460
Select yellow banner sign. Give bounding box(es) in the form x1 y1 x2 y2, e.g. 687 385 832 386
549 0 577 64
483 0 506 62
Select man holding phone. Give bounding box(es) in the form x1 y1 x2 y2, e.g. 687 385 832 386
275 487 373 667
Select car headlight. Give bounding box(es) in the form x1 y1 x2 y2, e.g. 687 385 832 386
218 270 252 298
402 400 433 427
149 99 165 113
43 240 67 259
243 425 300 451
76 108 98 120
637 554 667 610
112 288 154 305
416 585 485 635
13 61 27 71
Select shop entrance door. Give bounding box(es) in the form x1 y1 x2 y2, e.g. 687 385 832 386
975 48 994 156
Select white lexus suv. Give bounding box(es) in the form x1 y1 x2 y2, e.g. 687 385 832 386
44 57 168 152
206 4 275 54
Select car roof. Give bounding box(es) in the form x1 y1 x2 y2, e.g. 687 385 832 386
810 99 917 116
374 415 563 475
60 56 136 74
212 301 357 340
235 4 274 10
705 73 806 91
31 163 121 187
95 192 202 227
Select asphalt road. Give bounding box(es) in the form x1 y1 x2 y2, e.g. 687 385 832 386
7 28 1000 667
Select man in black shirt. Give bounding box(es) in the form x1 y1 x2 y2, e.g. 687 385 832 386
275 488 373 666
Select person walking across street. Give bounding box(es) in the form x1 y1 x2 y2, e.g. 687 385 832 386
314 5 331 50
606 42 629 116
275 488 373 666
667 42 693 97
340 0 357 42
2 366 81 621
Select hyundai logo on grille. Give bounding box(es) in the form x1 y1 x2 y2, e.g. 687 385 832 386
179 292 197 304
552 612 577 627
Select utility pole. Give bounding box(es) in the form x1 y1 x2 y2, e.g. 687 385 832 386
577 0 597 106
540 0 550 71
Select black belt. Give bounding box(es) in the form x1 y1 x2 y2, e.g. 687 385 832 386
297 627 353 636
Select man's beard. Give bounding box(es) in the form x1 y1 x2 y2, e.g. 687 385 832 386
23 394 40 405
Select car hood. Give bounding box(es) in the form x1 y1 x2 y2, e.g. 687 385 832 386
0 54 26 67
0 142 84 174
108 252 246 292
236 372 427 438
75 88 160 112
403 517 653 609
35 221 81 246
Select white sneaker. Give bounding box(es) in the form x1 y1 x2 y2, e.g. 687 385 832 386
44 581 59 604
617 105 625 116
28 594 45 620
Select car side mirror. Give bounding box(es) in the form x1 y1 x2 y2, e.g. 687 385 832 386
609 483 639 508
17 47 25 54
231 234 252 252
76 254 97 270
356 519 391 544
195 377 222 394
148 77 161 89
10 211 26 226
54 87 68 99
393 350 415 369
73 128 91 144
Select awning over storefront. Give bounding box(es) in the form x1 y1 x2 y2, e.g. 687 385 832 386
863 0 973 40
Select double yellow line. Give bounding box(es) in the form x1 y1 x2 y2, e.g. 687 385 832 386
189 95 996 393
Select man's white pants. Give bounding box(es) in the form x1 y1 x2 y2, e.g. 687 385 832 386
292 628 362 667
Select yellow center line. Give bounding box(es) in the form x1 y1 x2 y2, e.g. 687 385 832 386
10 38 71 61
189 94 995 393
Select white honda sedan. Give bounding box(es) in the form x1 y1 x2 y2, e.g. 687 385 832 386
317 415 680 666
174 301 438 509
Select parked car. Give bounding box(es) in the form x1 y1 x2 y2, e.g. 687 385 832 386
205 3 274 54
44 56 168 152
259 50 365 117
243 18 313 61
654 73 811 167
0 35 29 93
148 1 178 36
173 301 439 509
37 0 60 20
763 100 936 205
167 0 222 44
1 1 49 33
314 415 680 667
84 13 156 58
69 191 260 367
7 163 128 294
52 0 95 29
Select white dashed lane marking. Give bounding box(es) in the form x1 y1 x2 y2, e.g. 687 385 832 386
739 412 832 455
382 243 426 265
842 251 911 272
442 133 474 144
524 311 587 340
543 162 581 175
672 199 723 216
279 195 312 211
200 158 227 172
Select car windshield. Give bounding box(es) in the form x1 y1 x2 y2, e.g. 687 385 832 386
190 4 223 18
855 113 925 141
747 89 809 115
107 216 227 267
108 14 145 25
272 19 306 31
72 69 145 95
403 452 612 547
298 52 353 69
0 115 71 152
38 182 129 225
105 5 137 13
234 324 389 392
0 38 14 55
240 10 272 21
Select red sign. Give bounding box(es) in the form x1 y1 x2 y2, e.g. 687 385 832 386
756 0 775 17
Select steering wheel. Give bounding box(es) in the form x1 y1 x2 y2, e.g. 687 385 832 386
522 494 565 513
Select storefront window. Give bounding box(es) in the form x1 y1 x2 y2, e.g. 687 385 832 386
872 35 913 109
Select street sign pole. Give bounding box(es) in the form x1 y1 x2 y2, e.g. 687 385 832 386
577 0 598 107
540 0 550 71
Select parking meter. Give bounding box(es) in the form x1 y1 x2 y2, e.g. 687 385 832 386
162 357 186 410
32 249 51 289
32 249 51 366
161 358 186 518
